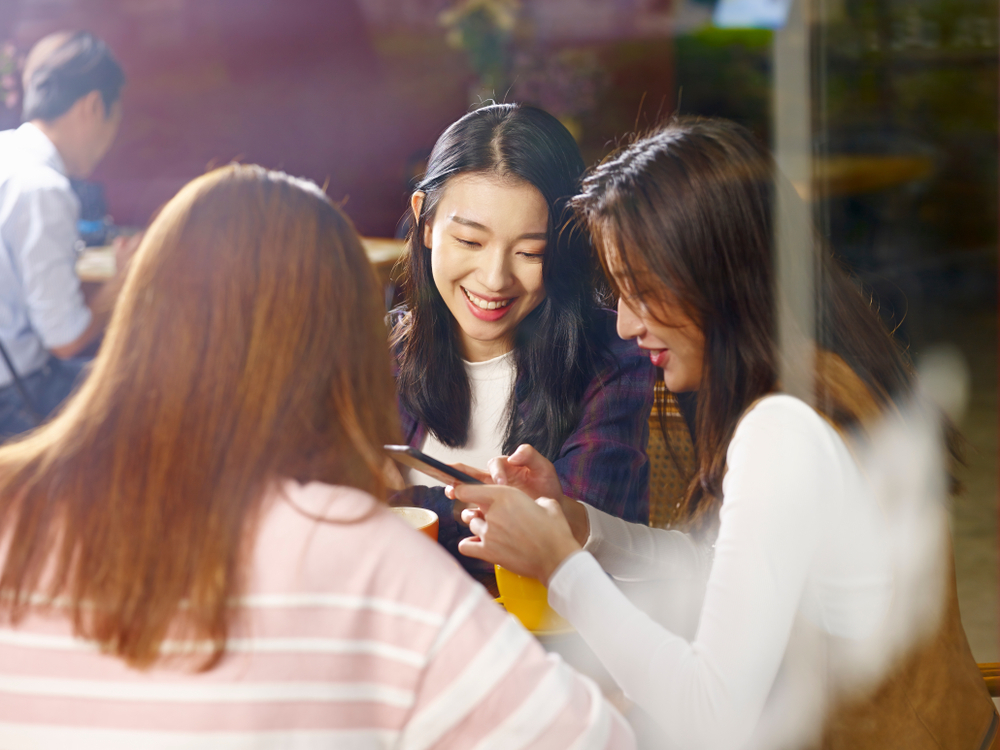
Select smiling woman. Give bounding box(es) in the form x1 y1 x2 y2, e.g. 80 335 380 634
454 117 997 750
391 103 655 567
422 173 548 362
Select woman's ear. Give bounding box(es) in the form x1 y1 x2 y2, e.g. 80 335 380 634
411 191 431 249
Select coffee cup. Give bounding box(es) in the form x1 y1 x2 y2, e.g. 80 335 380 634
389 507 439 541
494 564 570 633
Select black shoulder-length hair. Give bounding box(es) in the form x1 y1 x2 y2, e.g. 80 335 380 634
572 117 924 527
392 103 608 460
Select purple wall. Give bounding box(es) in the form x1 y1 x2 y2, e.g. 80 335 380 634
2 0 470 235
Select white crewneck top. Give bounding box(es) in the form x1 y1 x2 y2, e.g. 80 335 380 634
547 395 897 750
404 351 516 487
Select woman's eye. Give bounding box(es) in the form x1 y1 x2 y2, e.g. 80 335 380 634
455 237 479 247
518 251 545 261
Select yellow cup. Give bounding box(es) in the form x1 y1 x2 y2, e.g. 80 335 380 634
389 507 439 541
494 564 570 633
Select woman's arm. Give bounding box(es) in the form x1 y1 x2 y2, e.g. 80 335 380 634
479 445 706 582
580 503 709 583
460 398 842 750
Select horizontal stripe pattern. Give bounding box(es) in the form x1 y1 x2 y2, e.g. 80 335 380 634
0 675 415 707
0 481 633 749
0 723 399 750
0 630 426 667
237 593 445 626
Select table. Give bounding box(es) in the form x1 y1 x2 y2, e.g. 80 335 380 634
77 237 408 284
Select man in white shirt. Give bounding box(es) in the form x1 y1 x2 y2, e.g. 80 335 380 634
0 31 129 437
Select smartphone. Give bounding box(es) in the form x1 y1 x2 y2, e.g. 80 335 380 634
384 445 485 486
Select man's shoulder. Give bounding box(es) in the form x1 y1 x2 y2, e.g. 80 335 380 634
0 128 72 196
1 162 73 197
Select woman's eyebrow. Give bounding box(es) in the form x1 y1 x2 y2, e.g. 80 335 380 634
449 215 489 231
449 215 547 241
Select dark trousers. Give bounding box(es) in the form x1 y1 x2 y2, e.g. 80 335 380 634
0 357 87 439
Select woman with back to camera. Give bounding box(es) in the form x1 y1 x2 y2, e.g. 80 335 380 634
0 164 634 749
454 118 997 749
392 103 655 562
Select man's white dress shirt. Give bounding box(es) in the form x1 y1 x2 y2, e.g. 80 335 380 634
0 123 91 386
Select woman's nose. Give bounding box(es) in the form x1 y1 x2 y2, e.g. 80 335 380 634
481 247 512 291
616 296 645 340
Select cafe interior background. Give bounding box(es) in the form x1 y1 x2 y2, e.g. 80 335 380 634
0 0 997 663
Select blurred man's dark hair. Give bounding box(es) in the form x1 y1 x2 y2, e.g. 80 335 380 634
21 31 125 123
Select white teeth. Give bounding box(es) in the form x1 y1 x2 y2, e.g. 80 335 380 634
464 288 512 311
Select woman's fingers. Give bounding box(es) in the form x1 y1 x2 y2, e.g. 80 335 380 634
498 444 563 500
453 484 581 581
451 463 492 484
452 483 516 508
451 483 503 525
461 506 484 525
485 448 554 498
508 444 544 468
486 456 510 485
457 535 488 561
468 514 487 538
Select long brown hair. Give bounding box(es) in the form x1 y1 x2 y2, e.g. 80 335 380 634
0 164 399 667
572 118 916 529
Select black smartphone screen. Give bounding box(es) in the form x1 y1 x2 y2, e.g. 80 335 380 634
384 445 485 486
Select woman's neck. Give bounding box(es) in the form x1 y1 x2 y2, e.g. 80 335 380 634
460 334 514 363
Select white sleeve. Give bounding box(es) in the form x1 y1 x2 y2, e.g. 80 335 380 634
5 181 91 348
548 398 838 750
582 502 710 583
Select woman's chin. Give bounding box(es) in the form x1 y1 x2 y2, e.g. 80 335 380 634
663 373 693 393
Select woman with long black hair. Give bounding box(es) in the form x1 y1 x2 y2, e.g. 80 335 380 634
392 103 655 560
454 118 996 749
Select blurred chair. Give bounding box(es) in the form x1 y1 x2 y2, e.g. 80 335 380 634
647 382 695 530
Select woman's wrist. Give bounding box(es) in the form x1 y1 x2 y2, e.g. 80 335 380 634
559 495 590 546
541 537 583 584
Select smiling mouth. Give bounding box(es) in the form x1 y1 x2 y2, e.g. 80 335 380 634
640 347 669 368
463 287 514 311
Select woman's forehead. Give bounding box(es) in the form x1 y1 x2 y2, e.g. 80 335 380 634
437 173 548 231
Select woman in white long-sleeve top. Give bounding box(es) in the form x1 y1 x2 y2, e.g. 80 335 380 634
454 118 997 750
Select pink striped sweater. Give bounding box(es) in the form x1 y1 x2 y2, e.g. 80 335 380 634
0 481 633 749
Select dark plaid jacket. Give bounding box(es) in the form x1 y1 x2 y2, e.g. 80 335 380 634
391 309 655 566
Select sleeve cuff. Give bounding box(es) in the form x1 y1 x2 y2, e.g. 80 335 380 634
547 550 603 617
581 502 618 559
